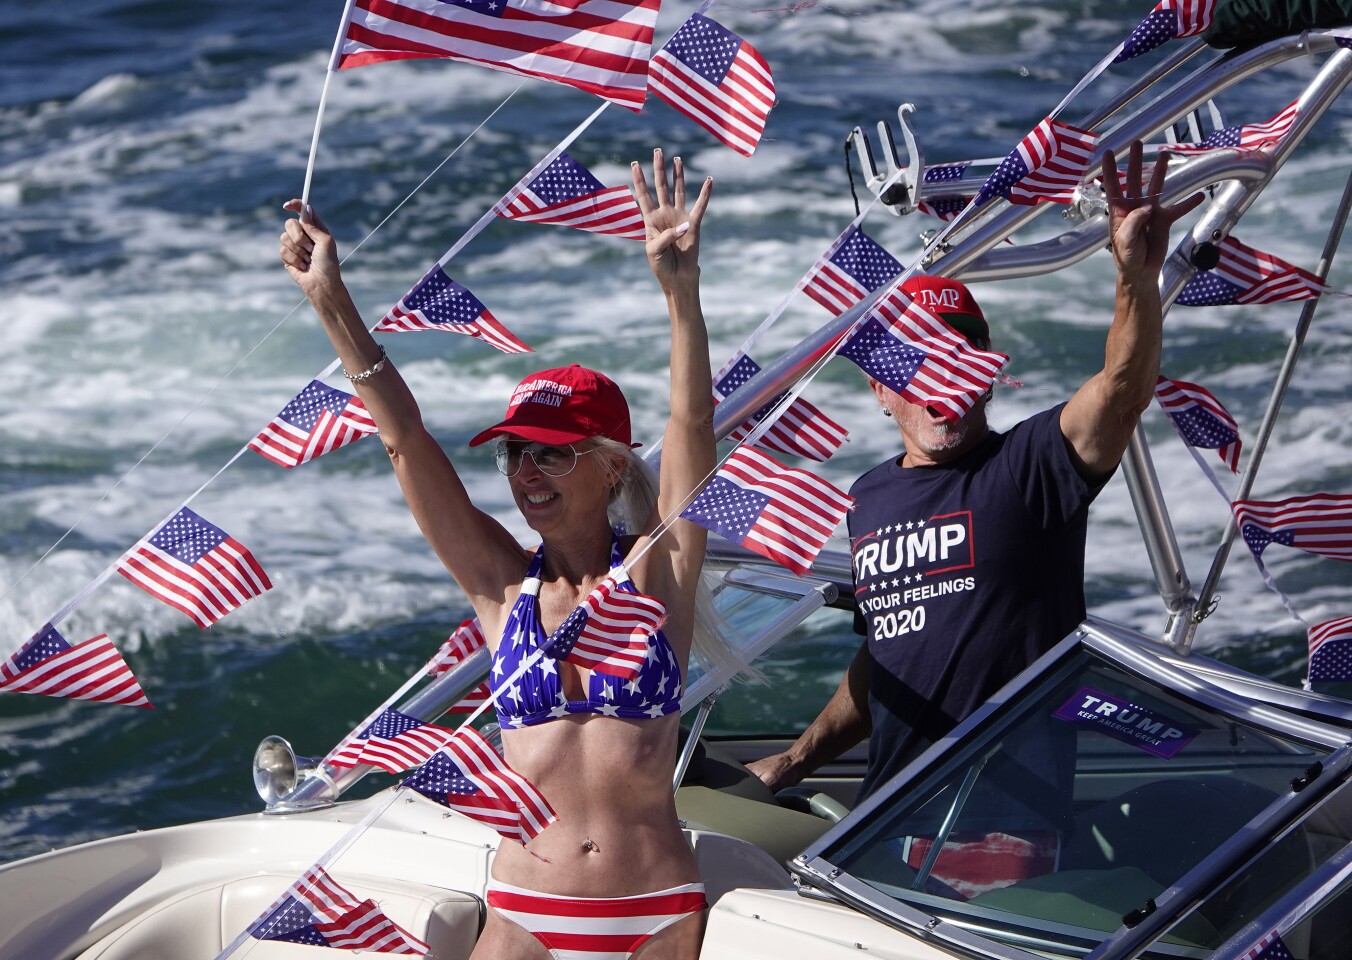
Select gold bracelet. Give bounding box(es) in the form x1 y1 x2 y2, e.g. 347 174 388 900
342 345 389 382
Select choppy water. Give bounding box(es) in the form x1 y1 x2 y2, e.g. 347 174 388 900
2 0 1349 864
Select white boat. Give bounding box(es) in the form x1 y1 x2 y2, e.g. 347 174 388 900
4 25 1352 960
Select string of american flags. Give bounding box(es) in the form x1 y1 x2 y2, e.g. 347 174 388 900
5 0 1349 716
3 3 1344 957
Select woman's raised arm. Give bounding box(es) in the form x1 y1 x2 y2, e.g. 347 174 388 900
627 152 716 617
278 202 528 612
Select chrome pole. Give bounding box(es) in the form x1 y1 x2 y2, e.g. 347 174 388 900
1180 164 1352 653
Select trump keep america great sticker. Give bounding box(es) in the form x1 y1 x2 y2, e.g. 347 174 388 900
1053 687 1199 759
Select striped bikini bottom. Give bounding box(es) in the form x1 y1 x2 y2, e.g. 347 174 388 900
485 878 708 960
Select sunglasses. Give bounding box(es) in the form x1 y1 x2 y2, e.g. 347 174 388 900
493 440 592 478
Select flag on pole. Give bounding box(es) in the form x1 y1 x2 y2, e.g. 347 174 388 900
0 625 150 708
1176 236 1324 306
1155 375 1242 472
499 153 646 239
916 162 973 221
803 225 904 316
1113 0 1217 63
1169 99 1300 155
648 13 775 157
714 353 848 462
974 118 1099 206
426 618 492 714
1309 616 1352 683
116 508 272 628
681 447 852 575
403 727 557 843
546 578 666 680
251 866 428 954
249 380 379 469
373 265 532 353
327 707 455 774
336 0 661 111
1234 493 1352 563
837 288 1008 421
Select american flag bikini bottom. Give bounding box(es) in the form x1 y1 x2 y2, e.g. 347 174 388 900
485 879 708 960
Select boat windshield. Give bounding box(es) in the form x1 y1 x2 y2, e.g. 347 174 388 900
811 640 1333 956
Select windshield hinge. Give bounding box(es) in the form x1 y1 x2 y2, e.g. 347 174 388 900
1291 761 1324 792
1121 898 1157 928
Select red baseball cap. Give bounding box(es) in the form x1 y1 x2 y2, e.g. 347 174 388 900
901 275 990 344
468 364 635 448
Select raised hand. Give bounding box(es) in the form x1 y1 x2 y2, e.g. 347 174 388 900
630 148 713 292
1101 141 1204 284
278 199 343 302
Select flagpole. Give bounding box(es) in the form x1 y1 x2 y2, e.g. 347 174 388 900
300 0 359 209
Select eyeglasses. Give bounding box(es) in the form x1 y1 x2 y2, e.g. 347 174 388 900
493 440 592 478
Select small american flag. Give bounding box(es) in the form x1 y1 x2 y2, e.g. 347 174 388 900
336 0 660 111
838 288 1008 421
714 352 847 462
1114 0 1217 63
1238 931 1295 960
251 866 428 954
426 618 492 714
1171 99 1300 155
0 624 150 708
1176 236 1324 306
248 380 379 469
974 118 1099 206
681 447 853 576
1309 616 1352 683
648 14 775 157
803 225 903 317
116 508 271 628
374 265 531 353
327 707 454 774
546 578 666 680
403 727 557 843
916 162 973 221
499 153 646 240
1155 375 1241 472
1234 493 1352 563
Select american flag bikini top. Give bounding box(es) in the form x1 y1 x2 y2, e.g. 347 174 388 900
491 536 684 729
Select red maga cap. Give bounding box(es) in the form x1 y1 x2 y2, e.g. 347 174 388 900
468 364 634 448
901 275 990 344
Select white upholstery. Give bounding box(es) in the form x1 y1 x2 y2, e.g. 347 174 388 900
77 872 481 960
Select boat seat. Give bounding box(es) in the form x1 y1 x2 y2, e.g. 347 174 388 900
75 871 481 960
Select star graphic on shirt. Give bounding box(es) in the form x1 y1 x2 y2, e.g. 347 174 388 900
645 703 666 719
906 521 914 530
644 643 660 662
625 678 641 695
903 575 913 585
492 658 505 679
917 519 925 527
600 681 614 701
599 703 620 717
507 682 522 705
891 578 900 588
537 656 557 676
548 702 569 719
655 673 669 696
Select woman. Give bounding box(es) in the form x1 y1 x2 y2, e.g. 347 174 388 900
279 149 715 959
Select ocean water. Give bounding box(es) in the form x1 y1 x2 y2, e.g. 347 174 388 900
1 0 1349 864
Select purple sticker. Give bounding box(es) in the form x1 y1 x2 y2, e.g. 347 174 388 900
1053 687 1198 759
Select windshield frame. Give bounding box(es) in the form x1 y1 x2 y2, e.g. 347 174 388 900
789 619 1352 960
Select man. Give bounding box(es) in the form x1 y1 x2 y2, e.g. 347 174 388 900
748 144 1202 804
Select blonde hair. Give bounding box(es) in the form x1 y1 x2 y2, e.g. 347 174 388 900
589 436 756 685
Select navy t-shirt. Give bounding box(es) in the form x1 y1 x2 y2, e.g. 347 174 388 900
849 404 1102 801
